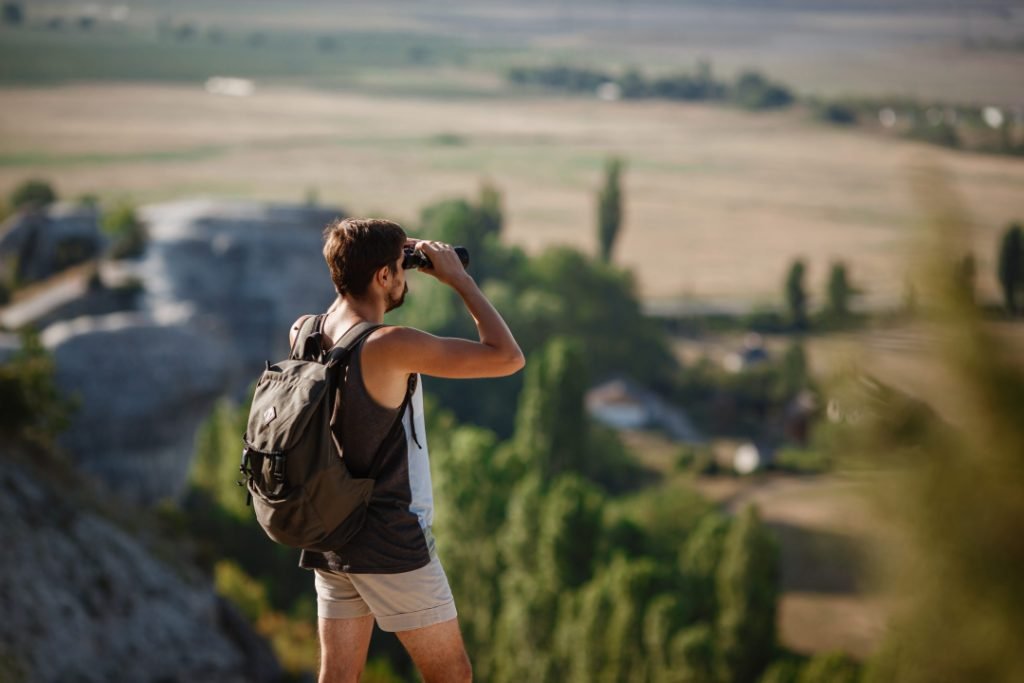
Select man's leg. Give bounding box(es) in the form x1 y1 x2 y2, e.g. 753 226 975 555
318 614 375 683
394 617 472 683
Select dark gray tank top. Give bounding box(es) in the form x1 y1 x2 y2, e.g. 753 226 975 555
298 341 432 574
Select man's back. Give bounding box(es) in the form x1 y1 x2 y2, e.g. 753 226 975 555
298 339 434 574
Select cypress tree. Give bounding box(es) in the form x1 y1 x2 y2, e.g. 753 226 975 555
784 259 808 329
715 504 780 683
825 261 852 320
514 337 588 476
996 222 1023 315
597 157 624 262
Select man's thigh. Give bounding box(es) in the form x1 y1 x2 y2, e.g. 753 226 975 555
318 614 375 683
395 617 472 683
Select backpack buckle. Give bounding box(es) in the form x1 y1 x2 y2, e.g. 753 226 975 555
271 454 287 483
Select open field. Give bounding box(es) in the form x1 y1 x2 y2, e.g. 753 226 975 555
3 1 1023 103
2 82 1022 304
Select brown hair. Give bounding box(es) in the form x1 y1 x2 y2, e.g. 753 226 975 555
322 218 406 297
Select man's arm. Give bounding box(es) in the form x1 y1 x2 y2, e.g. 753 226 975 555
369 241 525 379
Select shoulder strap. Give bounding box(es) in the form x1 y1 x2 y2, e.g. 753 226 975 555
289 314 323 361
324 322 384 368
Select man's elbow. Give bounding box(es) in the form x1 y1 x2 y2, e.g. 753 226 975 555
501 348 526 376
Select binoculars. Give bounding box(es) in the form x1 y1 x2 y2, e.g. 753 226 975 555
402 245 470 270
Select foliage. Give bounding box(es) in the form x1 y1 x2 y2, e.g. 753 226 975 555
833 166 1024 682
731 71 794 111
996 222 1023 315
0 328 77 447
2 2 23 26
102 203 148 259
798 651 861 683
716 504 780 683
597 157 624 263
784 259 808 330
9 179 56 210
824 261 853 320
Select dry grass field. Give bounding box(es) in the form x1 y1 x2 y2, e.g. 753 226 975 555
2 83 1023 305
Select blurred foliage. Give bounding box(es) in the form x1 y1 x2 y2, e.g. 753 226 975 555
9 178 56 210
0 328 77 447
784 259 808 330
101 203 148 259
824 165 1024 682
996 222 1023 315
597 157 624 263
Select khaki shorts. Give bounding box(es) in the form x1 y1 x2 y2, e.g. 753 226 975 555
314 554 457 632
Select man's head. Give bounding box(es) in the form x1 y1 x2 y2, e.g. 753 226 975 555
322 218 407 309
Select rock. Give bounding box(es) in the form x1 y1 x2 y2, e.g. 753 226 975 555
43 313 231 503
139 199 343 395
0 455 283 683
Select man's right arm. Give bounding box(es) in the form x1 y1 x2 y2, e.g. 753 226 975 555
366 241 525 380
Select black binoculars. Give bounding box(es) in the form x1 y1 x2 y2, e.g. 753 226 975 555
402 246 471 270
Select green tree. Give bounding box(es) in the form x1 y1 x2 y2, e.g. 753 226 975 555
102 203 148 259
2 2 24 25
798 652 860 683
996 222 1023 315
679 513 731 623
669 624 716 683
10 179 56 210
784 259 808 329
597 157 624 263
825 261 853 320
514 336 588 477
0 328 76 447
716 504 780 683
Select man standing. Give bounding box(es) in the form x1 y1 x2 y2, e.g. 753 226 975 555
290 218 524 683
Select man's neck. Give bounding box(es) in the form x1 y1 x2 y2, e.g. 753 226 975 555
328 294 384 325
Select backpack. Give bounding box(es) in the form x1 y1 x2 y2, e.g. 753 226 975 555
239 314 385 552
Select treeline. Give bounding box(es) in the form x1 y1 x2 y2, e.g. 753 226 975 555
509 62 792 111
508 62 1024 157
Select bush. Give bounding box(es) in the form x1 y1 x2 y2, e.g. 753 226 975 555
102 203 148 259
10 179 56 210
0 329 77 446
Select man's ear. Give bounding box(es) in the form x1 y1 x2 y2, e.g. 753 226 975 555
374 264 392 288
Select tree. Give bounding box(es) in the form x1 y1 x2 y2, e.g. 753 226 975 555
2 2 24 25
784 259 808 329
102 203 148 259
825 261 853 319
10 179 56 210
597 157 624 263
716 504 780 683
0 328 77 447
996 222 1023 315
514 337 588 477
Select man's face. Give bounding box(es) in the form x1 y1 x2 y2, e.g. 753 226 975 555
385 255 407 312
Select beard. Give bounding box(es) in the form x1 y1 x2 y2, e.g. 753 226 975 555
386 282 408 312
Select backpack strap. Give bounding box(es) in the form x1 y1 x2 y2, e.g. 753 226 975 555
289 314 323 361
324 322 384 368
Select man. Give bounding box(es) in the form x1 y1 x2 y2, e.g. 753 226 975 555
289 217 524 683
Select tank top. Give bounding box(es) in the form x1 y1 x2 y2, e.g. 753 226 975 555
298 337 434 574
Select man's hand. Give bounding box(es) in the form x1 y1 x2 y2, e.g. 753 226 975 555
412 240 469 288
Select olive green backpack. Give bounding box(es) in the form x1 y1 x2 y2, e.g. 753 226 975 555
239 314 383 552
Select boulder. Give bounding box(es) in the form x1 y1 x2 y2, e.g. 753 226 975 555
44 313 231 503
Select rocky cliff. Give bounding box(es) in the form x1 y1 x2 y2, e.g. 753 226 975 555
34 199 343 502
0 449 282 683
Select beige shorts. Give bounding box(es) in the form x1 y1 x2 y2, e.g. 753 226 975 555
314 554 457 632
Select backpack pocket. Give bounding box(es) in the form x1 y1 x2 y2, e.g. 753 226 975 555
250 482 327 549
